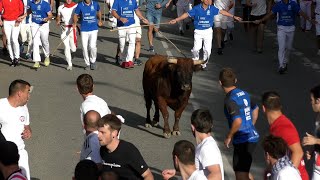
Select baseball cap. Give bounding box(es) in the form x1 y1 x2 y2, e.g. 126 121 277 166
0 141 19 166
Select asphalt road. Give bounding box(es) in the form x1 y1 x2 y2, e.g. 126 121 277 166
0 2 319 179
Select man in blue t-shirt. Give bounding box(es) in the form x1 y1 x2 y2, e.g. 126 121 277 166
18 0 53 69
169 0 241 69
73 0 102 70
219 68 259 180
254 0 317 74
111 0 148 69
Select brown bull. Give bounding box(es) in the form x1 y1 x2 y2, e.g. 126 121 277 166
142 55 204 138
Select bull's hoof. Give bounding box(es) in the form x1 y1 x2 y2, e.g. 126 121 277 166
145 123 152 128
163 132 171 139
172 131 181 136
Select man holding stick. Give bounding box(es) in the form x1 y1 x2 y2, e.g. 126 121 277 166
111 0 148 68
56 0 77 70
169 0 241 69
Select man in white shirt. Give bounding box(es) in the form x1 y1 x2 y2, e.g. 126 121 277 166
0 80 32 180
56 0 78 70
80 110 102 166
162 140 207 180
76 74 111 131
263 135 301 180
162 109 224 180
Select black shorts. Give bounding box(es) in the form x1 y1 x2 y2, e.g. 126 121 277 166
250 14 266 24
233 142 257 172
242 5 252 21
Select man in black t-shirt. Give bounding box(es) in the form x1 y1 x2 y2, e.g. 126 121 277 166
97 114 154 180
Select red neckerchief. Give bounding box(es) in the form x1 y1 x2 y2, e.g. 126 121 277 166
64 2 76 8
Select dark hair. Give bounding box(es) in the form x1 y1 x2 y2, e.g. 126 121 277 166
97 114 121 132
74 160 99 180
9 80 31 96
191 109 213 133
84 110 101 129
311 85 320 99
77 74 93 95
100 171 119 180
262 135 288 159
219 68 236 88
262 91 282 111
0 141 19 166
172 140 195 165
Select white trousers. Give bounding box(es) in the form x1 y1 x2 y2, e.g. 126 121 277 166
81 30 98 65
31 23 50 62
20 23 33 55
300 1 312 30
277 26 295 68
62 27 77 66
4 20 21 60
118 25 136 62
191 28 213 62
177 5 190 30
19 149 30 180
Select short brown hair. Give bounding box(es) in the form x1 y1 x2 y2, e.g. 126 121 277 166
219 68 236 88
77 74 93 95
262 135 288 159
97 114 121 132
262 91 282 111
173 140 195 165
9 79 31 96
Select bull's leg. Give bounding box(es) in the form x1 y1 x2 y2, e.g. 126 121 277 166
158 98 171 138
145 96 153 128
172 104 188 136
152 102 160 127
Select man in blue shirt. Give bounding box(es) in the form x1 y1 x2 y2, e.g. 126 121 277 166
18 0 53 69
73 0 102 70
112 0 148 68
169 0 241 69
219 68 259 180
146 0 168 52
254 0 317 74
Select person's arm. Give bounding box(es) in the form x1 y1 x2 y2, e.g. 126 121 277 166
219 10 242 21
254 11 274 24
299 10 317 24
43 11 53 22
224 117 242 148
251 106 259 125
160 0 169 8
73 13 79 29
288 142 304 168
97 10 102 26
227 0 234 11
112 10 128 24
169 12 189 24
165 0 172 8
206 164 222 180
50 0 54 11
142 168 154 180
135 9 149 24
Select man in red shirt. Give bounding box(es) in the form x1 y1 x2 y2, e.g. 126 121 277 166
262 91 309 180
0 0 24 67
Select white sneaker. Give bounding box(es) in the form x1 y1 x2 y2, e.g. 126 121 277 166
66 66 72 71
317 50 320 56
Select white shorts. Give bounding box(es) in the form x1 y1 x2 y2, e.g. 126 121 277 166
214 14 227 29
316 14 320 36
136 26 142 39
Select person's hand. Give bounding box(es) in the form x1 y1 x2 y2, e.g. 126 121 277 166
43 17 49 23
224 136 232 148
141 18 149 24
14 20 21 27
17 16 24 22
233 16 242 22
120 17 128 24
22 129 32 140
162 169 176 180
253 19 261 24
306 151 312 160
303 132 318 146
165 2 170 8
169 19 177 24
155 3 162 9
98 20 103 26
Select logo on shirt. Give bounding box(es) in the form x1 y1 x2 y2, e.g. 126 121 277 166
91 5 95 11
103 161 121 168
19 116 25 122
206 10 210 15
37 5 41 11
129 0 132 5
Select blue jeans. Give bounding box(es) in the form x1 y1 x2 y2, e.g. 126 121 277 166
146 12 161 28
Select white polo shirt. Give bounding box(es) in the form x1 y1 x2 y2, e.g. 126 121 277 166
188 170 207 180
58 3 78 25
0 98 30 151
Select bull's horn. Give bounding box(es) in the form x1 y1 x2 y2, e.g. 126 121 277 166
167 58 178 64
193 60 205 65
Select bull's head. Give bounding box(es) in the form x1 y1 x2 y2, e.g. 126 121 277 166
168 58 204 91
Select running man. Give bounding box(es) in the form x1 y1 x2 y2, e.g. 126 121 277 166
56 0 78 70
169 0 241 69
20 0 33 61
73 0 103 70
